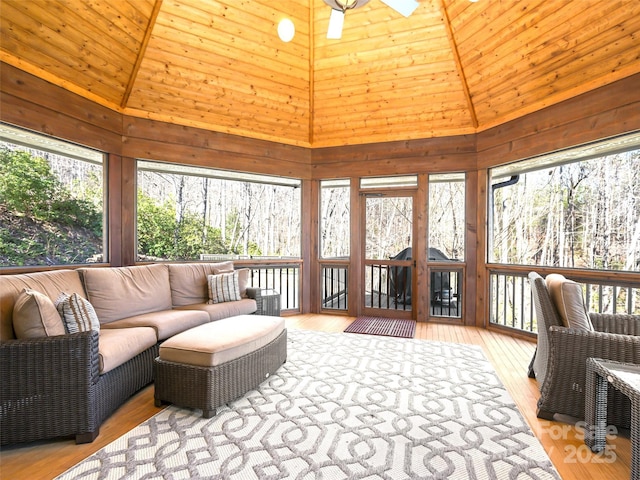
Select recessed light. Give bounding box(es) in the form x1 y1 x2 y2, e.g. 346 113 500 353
278 18 295 42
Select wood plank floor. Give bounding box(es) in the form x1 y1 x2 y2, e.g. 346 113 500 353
0 314 632 479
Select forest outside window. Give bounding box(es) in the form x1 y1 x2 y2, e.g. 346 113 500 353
490 132 640 272
428 173 465 317
320 179 350 259
0 123 105 268
319 179 350 311
136 160 301 261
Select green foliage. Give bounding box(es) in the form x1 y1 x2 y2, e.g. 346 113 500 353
137 190 236 260
0 148 103 266
0 148 58 218
0 148 102 234
137 191 177 258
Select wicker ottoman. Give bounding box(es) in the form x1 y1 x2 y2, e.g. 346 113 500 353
154 314 287 418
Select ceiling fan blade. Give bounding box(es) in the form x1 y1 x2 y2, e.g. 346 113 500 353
380 0 419 17
327 9 345 39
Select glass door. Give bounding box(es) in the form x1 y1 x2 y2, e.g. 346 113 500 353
362 193 415 318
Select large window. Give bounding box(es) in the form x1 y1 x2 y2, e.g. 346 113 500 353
428 173 465 317
320 179 350 259
136 160 301 261
490 133 640 272
0 124 105 267
320 179 350 311
428 173 465 262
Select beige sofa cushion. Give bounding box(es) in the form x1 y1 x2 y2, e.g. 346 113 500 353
159 314 285 367
80 264 172 325
174 298 257 322
168 263 251 306
101 309 209 340
98 327 157 374
545 273 593 331
12 289 66 339
237 269 250 297
0 269 86 341
212 261 234 273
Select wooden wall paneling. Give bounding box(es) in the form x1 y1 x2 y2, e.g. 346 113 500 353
415 174 429 322
477 73 640 169
0 64 122 153
0 92 120 155
477 74 640 153
303 179 318 313
106 155 137 267
312 134 476 163
120 156 138 266
123 116 311 166
348 178 362 317
464 170 478 327
311 135 477 178
107 154 123 267
123 116 312 180
122 136 312 180
0 63 121 134
474 169 488 328
311 153 477 179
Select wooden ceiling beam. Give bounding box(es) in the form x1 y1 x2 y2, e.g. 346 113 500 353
121 0 163 109
438 0 477 130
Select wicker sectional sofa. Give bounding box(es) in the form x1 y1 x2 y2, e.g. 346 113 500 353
0 262 272 446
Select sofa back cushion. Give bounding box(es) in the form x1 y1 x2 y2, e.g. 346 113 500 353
168 262 249 307
0 269 86 341
80 264 172 324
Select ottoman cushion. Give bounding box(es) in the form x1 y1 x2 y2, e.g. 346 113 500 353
159 314 285 367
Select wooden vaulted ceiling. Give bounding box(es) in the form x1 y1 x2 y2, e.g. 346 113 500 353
1 0 639 148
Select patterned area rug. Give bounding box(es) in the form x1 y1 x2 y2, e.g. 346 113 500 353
57 330 559 480
344 316 416 338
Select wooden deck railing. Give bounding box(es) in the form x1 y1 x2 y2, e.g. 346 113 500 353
202 256 639 326
202 256 301 312
321 264 349 310
488 267 640 334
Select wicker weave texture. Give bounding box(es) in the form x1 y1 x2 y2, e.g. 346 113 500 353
585 358 640 480
0 331 157 446
246 288 281 316
154 329 287 417
528 272 640 426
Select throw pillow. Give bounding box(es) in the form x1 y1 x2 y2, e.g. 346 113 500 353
207 271 241 304
545 273 594 331
13 289 66 338
55 292 101 334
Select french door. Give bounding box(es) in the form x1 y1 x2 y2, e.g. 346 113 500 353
361 192 416 319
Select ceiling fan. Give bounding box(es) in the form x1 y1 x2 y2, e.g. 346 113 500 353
323 0 420 39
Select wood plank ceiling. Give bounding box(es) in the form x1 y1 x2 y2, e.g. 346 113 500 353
1 0 639 148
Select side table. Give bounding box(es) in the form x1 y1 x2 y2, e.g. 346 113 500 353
585 358 640 480
258 289 281 316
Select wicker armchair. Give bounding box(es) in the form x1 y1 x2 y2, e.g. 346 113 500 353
528 271 640 426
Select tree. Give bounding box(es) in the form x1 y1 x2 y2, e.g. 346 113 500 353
137 190 236 260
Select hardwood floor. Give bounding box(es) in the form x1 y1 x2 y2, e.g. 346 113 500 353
0 314 632 479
